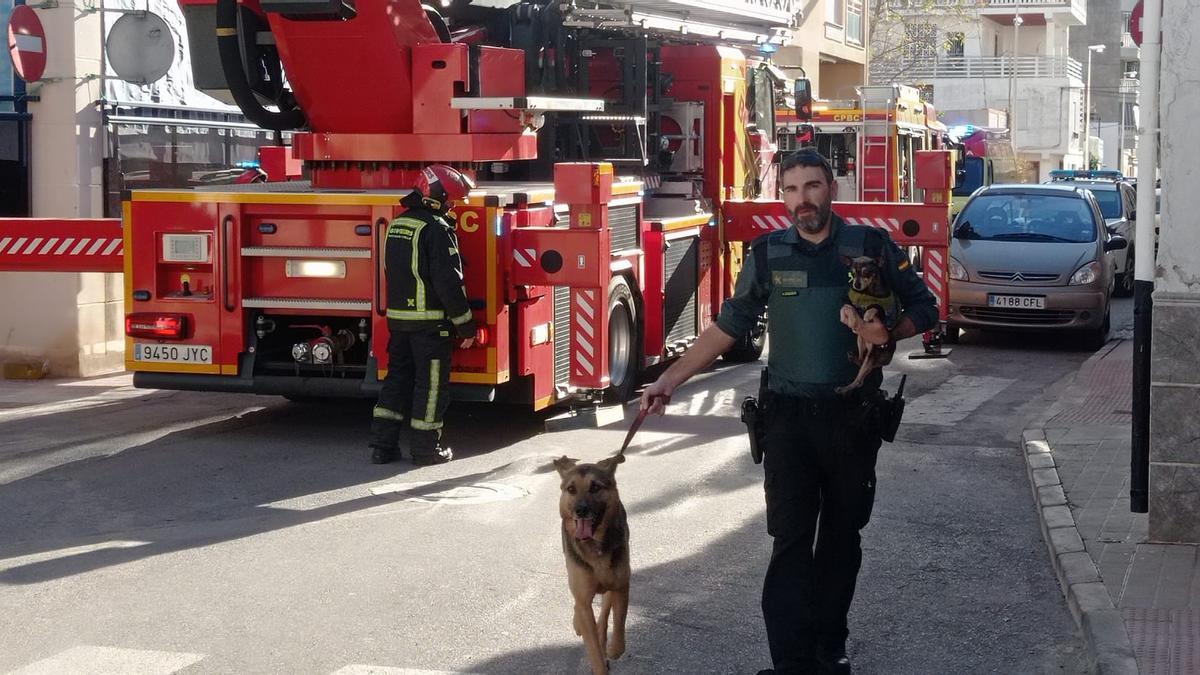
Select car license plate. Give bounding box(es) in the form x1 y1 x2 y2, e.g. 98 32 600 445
133 343 213 365
987 295 1046 310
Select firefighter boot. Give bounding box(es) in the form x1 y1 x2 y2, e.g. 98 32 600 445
411 429 453 466
368 414 404 464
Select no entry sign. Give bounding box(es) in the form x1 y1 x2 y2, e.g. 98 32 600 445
7 5 47 82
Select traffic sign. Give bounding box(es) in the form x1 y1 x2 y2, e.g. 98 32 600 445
1131 0 1144 47
6 5 47 83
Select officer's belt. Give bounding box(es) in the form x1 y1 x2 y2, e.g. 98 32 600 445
769 391 875 416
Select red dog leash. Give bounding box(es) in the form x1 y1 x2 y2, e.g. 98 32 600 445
618 395 669 456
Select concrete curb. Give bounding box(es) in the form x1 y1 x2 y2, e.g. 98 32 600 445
1022 428 1140 675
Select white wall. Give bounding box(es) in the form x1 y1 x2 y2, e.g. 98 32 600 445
0 3 122 376
934 77 1080 156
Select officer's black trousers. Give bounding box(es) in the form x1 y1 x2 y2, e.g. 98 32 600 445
759 396 882 671
370 322 454 454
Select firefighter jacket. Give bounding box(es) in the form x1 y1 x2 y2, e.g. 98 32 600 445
384 208 477 338
716 213 937 398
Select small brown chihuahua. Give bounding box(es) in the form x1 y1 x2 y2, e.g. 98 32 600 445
837 254 897 395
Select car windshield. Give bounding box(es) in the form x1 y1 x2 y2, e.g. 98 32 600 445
956 193 1097 243
1084 187 1122 218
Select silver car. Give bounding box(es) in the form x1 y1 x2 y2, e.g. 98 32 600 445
946 184 1128 349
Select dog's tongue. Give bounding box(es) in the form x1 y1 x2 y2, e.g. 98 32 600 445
574 517 594 540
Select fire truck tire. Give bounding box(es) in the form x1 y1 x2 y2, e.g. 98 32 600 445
723 313 766 363
606 277 640 403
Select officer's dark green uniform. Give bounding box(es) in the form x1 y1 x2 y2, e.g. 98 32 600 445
369 206 476 464
717 213 936 671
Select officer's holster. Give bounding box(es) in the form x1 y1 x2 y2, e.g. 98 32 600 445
741 368 772 464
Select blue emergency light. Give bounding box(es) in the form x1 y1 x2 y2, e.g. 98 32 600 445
1049 169 1124 181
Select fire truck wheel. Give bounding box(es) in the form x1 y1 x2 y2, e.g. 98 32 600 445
723 314 766 363
606 277 640 403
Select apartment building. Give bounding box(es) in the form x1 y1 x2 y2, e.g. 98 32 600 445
871 0 1089 181
1069 0 1140 175
775 0 870 100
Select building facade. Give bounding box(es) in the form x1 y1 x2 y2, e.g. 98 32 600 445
1069 0 1140 174
870 0 1089 181
774 0 869 100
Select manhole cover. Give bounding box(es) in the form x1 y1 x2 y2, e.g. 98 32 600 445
370 481 528 504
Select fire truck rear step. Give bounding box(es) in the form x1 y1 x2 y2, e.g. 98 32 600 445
242 298 371 311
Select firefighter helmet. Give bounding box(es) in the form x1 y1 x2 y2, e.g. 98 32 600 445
415 164 475 211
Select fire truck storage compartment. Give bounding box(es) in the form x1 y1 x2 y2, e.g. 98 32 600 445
553 286 571 386
663 232 700 346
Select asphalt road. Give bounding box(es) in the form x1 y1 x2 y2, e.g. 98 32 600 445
0 298 1134 674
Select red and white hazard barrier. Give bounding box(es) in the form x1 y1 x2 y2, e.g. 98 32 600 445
0 219 124 273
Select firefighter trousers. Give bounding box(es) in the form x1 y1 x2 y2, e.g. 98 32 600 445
370 322 454 455
759 394 883 671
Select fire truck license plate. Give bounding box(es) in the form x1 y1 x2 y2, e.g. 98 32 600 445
134 343 213 365
987 295 1046 310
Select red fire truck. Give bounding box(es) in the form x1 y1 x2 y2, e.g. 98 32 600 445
0 0 955 408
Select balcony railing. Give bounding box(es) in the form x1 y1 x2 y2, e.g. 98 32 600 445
874 55 1083 82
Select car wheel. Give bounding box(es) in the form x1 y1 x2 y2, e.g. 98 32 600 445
1114 248 1135 298
1084 308 1111 351
942 325 960 344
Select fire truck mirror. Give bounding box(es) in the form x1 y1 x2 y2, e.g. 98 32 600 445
540 250 563 274
902 219 921 238
794 78 813 122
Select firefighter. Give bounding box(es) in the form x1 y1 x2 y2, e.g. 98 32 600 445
369 164 478 466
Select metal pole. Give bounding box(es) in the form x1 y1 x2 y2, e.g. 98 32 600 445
1085 49 1092 168
1131 0 1161 515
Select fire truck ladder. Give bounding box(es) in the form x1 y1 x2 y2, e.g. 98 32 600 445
858 86 896 202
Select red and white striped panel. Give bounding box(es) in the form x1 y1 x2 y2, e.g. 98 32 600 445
572 288 601 385
0 219 124 273
750 214 791 231
843 216 900 235
922 247 950 320
512 247 537 269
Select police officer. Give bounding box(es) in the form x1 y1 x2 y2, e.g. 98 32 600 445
640 150 937 674
369 164 478 466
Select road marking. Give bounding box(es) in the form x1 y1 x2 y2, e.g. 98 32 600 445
331 662 480 667
8 646 204 675
903 375 1015 426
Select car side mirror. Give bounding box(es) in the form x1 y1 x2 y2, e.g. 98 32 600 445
1104 235 1128 252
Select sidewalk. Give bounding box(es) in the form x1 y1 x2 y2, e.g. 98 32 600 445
1024 339 1200 675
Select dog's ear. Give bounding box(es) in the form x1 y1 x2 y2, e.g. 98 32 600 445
597 453 626 474
553 455 578 476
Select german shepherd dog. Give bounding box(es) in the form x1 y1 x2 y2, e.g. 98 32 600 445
554 454 630 674
837 254 898 395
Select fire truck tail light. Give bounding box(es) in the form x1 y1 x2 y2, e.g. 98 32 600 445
530 323 550 346
474 327 490 346
126 313 188 339
286 259 346 278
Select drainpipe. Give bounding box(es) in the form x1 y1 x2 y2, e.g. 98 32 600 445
1131 0 1161 515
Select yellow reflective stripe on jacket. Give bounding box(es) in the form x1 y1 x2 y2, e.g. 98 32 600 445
373 405 405 421
386 309 446 320
410 419 444 431
409 219 427 312
448 309 474 326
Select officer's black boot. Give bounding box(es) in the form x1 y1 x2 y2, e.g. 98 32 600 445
815 648 852 675
411 429 453 466
368 417 403 464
